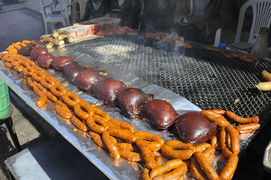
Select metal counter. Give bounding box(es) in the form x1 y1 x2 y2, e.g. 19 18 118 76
1 35 271 179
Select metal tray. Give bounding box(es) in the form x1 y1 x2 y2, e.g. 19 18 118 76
55 35 271 152
0 52 200 180
2 34 271 179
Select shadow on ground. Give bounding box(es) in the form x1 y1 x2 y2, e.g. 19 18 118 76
0 89 57 179
0 125 17 180
0 125 49 180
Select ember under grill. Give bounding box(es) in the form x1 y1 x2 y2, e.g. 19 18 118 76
62 35 271 118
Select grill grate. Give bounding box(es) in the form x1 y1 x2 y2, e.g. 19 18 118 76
64 35 271 117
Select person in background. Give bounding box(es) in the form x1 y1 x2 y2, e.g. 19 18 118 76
120 0 142 29
120 0 234 44
181 0 234 43
82 0 112 21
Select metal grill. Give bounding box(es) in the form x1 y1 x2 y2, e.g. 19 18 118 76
63 35 271 117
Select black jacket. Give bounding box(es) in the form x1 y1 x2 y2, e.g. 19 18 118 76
82 0 112 21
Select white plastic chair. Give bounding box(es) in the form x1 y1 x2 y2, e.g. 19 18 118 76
214 28 222 47
57 0 72 25
40 0 70 34
235 0 271 44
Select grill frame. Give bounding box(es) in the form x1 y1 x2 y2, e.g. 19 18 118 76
62 35 271 119
54 34 271 154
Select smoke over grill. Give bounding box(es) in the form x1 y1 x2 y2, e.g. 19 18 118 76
119 0 235 44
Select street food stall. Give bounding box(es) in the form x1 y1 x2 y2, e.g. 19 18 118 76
1 15 271 179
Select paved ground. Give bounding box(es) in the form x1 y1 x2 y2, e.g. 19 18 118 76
0 1 44 51
0 91 58 180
